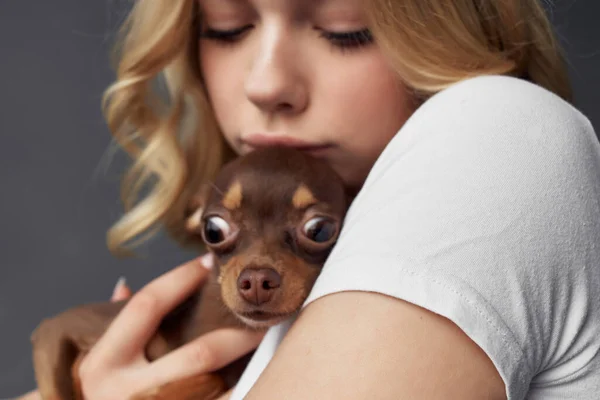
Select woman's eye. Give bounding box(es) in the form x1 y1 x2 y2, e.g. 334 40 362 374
200 25 372 50
200 25 253 43
320 28 373 50
302 217 337 243
202 216 232 244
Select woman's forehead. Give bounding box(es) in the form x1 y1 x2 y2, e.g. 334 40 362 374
197 0 364 13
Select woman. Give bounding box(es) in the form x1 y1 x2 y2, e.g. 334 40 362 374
20 0 600 399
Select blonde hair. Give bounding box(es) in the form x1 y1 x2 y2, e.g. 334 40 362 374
102 0 572 256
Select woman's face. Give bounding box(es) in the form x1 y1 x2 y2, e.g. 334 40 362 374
198 0 414 192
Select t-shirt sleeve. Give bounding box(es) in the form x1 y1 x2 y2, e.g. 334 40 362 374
303 76 600 399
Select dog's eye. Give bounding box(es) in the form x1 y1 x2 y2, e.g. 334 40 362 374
203 216 231 244
302 217 337 243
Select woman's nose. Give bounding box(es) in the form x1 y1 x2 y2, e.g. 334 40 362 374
244 28 308 114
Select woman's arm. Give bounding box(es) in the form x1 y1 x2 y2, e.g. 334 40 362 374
246 290 506 400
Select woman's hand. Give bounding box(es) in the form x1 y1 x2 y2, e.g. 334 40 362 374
76 255 265 400
16 255 265 400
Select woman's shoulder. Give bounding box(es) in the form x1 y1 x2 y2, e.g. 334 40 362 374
371 74 597 185
424 74 584 119
406 75 593 142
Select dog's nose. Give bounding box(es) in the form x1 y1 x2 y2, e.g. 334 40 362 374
237 268 281 306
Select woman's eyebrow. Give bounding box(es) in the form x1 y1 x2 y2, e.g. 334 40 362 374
198 0 329 10
198 0 253 16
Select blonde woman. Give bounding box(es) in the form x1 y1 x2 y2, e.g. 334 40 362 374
19 0 600 399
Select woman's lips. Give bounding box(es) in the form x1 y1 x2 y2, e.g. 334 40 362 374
241 133 332 156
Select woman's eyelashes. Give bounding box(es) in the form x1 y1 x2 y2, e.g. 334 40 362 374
200 25 253 43
199 25 374 51
318 28 373 51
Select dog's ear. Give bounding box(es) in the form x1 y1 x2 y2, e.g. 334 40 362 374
185 183 212 233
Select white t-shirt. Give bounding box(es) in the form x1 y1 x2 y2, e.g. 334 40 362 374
230 75 600 400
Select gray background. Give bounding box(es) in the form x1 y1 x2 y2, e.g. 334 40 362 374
0 0 598 397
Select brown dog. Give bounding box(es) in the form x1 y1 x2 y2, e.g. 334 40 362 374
29 147 349 400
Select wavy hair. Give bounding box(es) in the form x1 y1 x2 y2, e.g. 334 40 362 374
101 0 572 256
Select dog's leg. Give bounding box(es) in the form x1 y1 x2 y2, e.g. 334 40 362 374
32 333 81 400
31 302 125 400
130 373 228 400
70 351 87 400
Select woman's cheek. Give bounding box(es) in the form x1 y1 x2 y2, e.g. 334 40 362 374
200 57 240 134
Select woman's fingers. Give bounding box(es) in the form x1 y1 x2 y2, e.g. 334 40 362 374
73 253 266 399
144 328 266 386
87 255 214 367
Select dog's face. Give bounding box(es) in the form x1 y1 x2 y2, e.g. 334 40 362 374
186 147 348 328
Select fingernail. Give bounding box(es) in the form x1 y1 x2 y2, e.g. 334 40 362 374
112 276 127 296
199 253 214 270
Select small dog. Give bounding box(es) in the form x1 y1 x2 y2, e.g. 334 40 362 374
29 147 349 400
